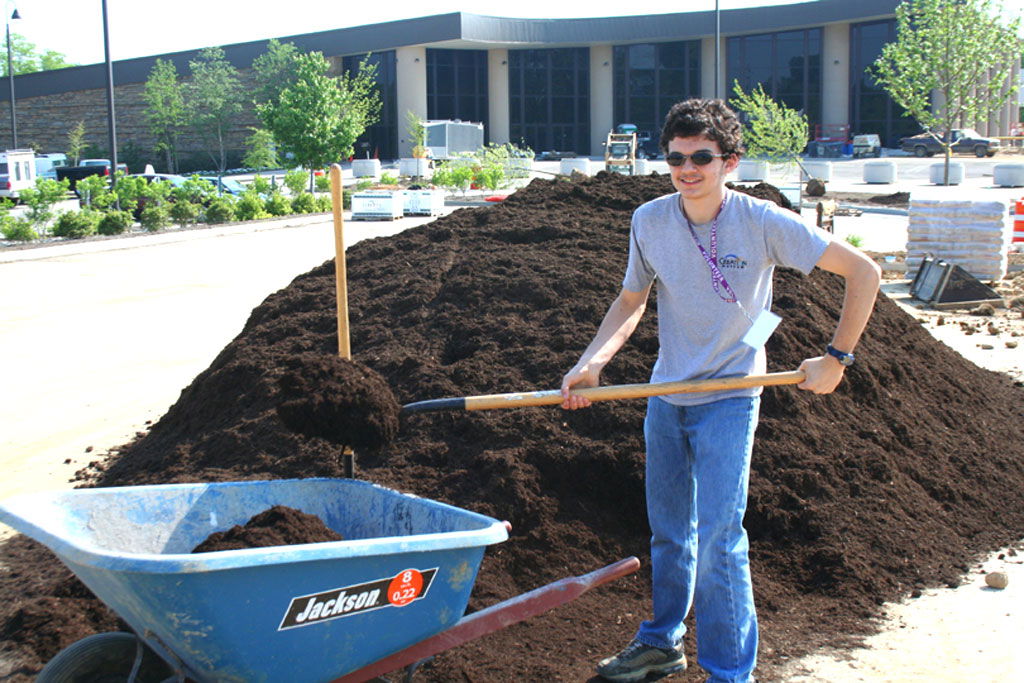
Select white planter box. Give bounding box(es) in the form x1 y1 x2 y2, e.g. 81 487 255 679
800 160 833 182
736 160 769 182
403 189 445 216
560 158 591 175
351 190 404 220
993 163 1024 188
351 159 381 179
863 160 897 184
399 158 432 178
929 162 964 185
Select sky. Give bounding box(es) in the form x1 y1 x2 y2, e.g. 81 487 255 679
7 0 1024 68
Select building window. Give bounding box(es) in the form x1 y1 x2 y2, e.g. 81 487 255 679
508 48 590 154
343 51 397 160
850 19 917 147
614 41 701 143
726 28 822 133
426 49 488 136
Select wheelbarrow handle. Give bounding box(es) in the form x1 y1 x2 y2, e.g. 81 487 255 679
332 556 641 683
402 370 806 414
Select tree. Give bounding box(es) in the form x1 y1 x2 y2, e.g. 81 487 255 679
66 121 87 165
872 0 1023 184
251 39 301 107
730 81 809 163
1 33 74 75
242 128 279 171
143 59 185 173
184 47 244 173
256 52 380 190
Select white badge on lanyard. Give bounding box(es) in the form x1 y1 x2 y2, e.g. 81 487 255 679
741 309 782 348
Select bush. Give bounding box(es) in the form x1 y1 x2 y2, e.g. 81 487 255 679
139 205 171 232
52 210 100 238
316 194 333 212
250 174 272 195
315 173 331 193
380 171 398 185
1 216 37 241
283 168 307 195
290 192 317 214
97 210 134 235
265 191 292 216
235 192 270 221
203 196 236 224
169 200 200 227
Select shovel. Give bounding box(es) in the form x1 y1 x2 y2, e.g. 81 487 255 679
402 370 805 414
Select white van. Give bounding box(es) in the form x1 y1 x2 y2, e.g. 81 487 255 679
0 149 37 199
35 152 68 180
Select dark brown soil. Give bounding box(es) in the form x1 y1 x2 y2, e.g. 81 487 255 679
191 505 344 553
2 172 1023 682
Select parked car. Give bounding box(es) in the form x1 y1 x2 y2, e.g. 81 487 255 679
34 153 68 180
899 129 1000 158
57 159 129 192
851 134 882 158
0 149 38 200
200 176 247 196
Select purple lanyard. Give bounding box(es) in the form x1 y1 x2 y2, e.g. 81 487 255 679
683 198 738 304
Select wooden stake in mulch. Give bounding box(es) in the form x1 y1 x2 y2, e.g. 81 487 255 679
330 163 355 477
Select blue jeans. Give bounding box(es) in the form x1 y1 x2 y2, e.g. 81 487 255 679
635 395 760 683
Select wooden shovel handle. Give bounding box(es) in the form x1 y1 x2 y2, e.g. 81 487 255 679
402 370 806 414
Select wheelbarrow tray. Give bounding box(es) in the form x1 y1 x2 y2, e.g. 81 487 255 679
0 478 507 682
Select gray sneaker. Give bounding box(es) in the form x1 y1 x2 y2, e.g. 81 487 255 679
596 639 687 682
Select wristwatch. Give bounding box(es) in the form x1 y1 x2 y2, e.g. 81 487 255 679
826 344 855 367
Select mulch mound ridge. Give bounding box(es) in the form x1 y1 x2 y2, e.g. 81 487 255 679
1 172 1023 681
191 505 344 553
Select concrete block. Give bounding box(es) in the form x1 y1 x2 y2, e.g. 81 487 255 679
929 162 964 185
863 160 897 184
993 163 1024 187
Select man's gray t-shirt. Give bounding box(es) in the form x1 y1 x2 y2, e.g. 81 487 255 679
623 188 830 405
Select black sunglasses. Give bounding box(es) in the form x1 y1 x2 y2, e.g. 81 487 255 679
665 150 728 167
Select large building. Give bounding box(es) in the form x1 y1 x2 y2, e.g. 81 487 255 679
1 0 1018 169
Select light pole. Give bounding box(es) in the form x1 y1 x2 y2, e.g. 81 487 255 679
5 4 19 149
101 0 118 191
714 0 720 99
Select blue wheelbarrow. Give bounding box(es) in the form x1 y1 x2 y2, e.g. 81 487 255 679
0 478 638 682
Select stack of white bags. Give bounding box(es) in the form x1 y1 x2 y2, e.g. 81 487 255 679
906 196 1011 281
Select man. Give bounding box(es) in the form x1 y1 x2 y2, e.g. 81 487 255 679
560 99 881 682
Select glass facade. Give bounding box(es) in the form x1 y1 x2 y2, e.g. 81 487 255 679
614 41 701 143
426 49 489 134
850 19 917 147
343 51 398 160
726 29 822 132
509 48 590 154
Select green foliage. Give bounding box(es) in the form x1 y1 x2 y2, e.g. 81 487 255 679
143 59 185 173
845 234 864 248
315 173 331 193
52 210 100 238
1 33 75 76
75 174 114 209
256 51 381 172
18 178 71 233
871 0 1023 183
250 174 272 195
264 191 292 216
477 142 534 180
111 173 147 214
251 39 301 107
139 205 171 232
730 81 809 162
169 200 200 227
355 179 374 191
140 178 174 207
379 171 398 185
242 128 279 171
290 192 317 214
431 161 474 193
173 175 216 205
1 216 37 241
406 110 428 157
283 169 308 196
473 164 504 190
66 121 87 166
316 194 333 212
185 47 244 173
235 192 270 221
97 210 134 236
203 196 236 224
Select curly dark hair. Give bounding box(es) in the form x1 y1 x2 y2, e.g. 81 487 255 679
659 98 745 158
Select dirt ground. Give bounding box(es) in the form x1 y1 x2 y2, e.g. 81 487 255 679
1 173 1023 681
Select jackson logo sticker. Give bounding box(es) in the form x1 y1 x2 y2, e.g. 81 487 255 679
278 567 438 630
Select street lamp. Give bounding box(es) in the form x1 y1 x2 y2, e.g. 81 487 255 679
5 4 19 149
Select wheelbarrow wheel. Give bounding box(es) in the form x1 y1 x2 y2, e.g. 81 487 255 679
36 631 176 683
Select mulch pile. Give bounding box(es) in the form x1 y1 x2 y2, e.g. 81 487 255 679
2 172 1023 681
191 505 344 553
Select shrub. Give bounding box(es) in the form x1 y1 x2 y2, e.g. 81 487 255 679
290 192 317 214
173 176 215 205
203 196 236 224
316 194 333 212
52 210 100 238
169 200 200 227
845 234 864 248
1 216 37 241
76 174 115 209
315 173 331 193
250 174 272 195
474 164 504 190
139 205 171 232
97 210 134 236
283 168 307 195
235 192 270 221
265 191 292 216
380 171 398 185
19 177 72 234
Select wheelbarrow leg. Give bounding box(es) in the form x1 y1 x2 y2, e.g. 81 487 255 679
333 556 641 683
